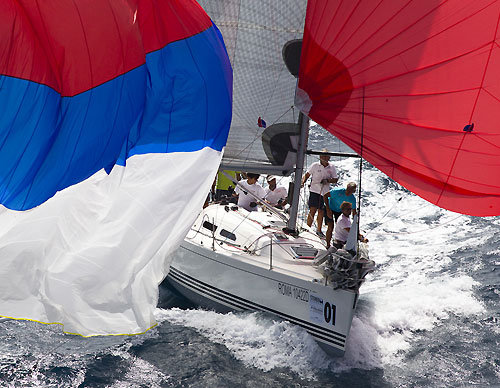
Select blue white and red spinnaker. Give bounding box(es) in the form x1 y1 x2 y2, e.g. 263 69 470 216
0 0 231 336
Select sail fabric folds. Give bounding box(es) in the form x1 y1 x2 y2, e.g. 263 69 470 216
0 0 231 335
198 0 307 173
0 150 221 336
298 0 500 216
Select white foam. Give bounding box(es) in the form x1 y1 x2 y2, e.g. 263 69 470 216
331 315 384 371
156 306 403 377
108 345 170 388
156 308 335 379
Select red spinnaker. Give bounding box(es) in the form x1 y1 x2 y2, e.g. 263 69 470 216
298 0 500 216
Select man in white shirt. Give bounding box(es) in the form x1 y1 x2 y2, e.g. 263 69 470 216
301 152 338 237
333 201 352 248
234 173 266 212
264 175 287 209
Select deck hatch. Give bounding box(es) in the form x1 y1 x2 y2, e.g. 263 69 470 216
290 246 318 259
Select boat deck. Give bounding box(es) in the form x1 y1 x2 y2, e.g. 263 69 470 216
184 204 327 282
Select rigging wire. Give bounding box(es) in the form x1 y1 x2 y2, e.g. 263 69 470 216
356 86 366 246
220 105 295 166
363 196 403 236
273 105 295 125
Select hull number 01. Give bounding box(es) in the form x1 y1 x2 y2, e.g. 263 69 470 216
323 302 336 326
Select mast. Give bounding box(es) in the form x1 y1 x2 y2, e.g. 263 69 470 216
285 111 309 234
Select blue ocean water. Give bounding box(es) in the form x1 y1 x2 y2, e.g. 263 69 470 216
1 128 499 387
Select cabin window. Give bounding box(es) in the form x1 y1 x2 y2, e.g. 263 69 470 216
203 221 217 232
220 229 236 241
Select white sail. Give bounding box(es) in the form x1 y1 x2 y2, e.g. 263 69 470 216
199 0 308 174
0 151 221 336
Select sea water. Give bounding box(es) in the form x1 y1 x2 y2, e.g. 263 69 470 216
1 126 499 387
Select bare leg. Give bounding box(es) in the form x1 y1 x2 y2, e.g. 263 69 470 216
325 222 334 247
307 207 318 227
316 209 324 233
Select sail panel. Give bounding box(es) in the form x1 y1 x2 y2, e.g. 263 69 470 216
0 0 231 210
299 0 500 216
199 0 307 173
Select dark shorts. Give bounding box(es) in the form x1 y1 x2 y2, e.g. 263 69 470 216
308 192 324 210
324 211 342 225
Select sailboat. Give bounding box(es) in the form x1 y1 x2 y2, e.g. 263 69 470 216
163 1 373 357
164 0 500 356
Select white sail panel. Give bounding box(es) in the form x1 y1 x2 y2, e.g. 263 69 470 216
199 0 307 173
0 149 221 335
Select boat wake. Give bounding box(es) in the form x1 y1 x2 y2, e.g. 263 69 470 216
155 307 385 378
156 308 331 379
345 158 486 363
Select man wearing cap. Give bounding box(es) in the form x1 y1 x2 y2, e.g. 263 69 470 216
264 176 288 209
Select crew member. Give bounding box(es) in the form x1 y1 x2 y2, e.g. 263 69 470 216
301 151 338 237
324 182 357 247
264 175 287 209
234 173 266 212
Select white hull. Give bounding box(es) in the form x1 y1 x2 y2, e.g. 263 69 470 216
166 204 372 356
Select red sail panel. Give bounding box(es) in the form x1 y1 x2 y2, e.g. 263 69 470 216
1 0 211 97
298 0 500 216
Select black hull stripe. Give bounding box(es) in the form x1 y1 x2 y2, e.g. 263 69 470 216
168 267 346 347
169 270 252 311
170 267 346 340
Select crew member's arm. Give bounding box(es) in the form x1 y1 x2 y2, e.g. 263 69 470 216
233 184 240 198
358 233 368 242
277 191 288 208
301 172 310 187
